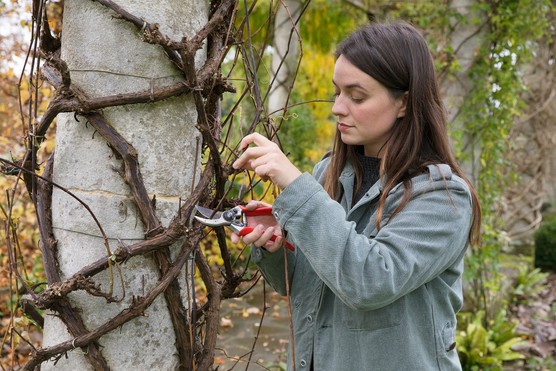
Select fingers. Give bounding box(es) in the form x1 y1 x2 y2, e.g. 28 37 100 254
233 143 278 171
233 132 302 190
238 132 274 151
255 226 276 248
233 133 278 169
244 200 270 210
264 235 283 253
233 224 282 252
241 224 270 246
230 233 241 244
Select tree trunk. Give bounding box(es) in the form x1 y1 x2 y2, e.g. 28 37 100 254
268 0 301 122
42 1 206 369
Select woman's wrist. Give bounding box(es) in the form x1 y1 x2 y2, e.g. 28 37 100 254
280 169 303 190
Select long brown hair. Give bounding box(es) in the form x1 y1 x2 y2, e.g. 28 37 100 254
323 21 481 245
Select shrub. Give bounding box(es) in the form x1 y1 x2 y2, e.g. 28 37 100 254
534 217 556 271
456 310 525 370
510 265 549 305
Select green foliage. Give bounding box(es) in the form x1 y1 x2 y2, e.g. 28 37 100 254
524 354 556 370
225 175 267 201
287 45 337 168
263 360 287 370
301 0 365 52
460 0 552 199
463 227 510 317
534 216 556 271
387 0 466 75
234 0 274 49
457 310 526 371
275 100 318 171
456 0 553 214
511 265 549 304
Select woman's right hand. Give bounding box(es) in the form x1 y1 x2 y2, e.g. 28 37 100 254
232 133 302 190
230 200 285 253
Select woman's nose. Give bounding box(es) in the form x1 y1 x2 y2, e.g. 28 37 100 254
331 96 348 117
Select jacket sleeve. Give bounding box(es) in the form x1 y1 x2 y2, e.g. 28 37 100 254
271 170 473 311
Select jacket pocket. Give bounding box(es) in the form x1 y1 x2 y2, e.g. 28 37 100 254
340 296 404 331
441 321 457 353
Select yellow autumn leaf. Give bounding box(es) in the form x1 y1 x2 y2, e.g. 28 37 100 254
19 89 30 103
41 87 52 98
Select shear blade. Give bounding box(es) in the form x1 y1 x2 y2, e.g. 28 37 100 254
194 215 228 227
195 205 222 219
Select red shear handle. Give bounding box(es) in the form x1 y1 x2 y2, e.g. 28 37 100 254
238 227 295 251
239 205 274 216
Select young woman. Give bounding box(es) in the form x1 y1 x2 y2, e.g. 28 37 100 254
231 21 481 371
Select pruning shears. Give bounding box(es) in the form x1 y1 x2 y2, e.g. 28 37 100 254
194 205 295 251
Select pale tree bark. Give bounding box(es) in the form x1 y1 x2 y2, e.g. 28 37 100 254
268 0 301 129
41 0 206 369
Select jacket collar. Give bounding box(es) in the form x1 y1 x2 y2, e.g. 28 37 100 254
339 160 383 212
338 161 455 216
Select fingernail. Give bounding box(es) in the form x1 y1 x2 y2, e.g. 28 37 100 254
267 227 275 234
256 225 264 231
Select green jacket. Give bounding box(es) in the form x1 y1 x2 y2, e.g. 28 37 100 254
251 158 472 370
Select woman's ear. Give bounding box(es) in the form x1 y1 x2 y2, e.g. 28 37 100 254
396 91 408 118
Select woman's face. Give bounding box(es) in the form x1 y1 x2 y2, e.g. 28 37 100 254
332 55 406 157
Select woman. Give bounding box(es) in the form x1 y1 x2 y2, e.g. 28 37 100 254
231 21 481 371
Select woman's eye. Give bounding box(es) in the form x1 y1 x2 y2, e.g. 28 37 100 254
351 97 364 103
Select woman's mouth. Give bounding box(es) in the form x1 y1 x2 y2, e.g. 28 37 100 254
338 123 353 132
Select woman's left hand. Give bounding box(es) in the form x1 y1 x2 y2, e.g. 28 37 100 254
232 133 302 190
